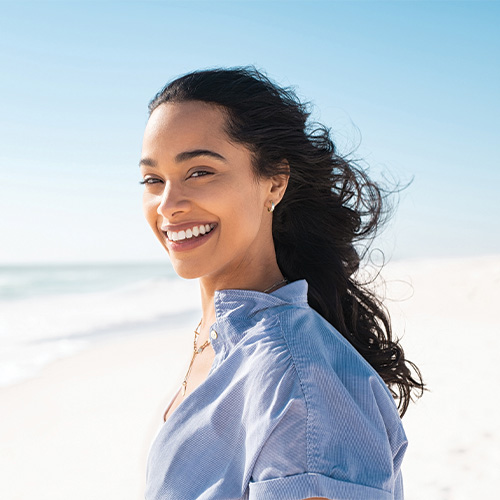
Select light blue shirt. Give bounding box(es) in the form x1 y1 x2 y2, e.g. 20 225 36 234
146 280 407 500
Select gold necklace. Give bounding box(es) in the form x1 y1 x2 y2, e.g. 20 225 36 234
263 278 289 293
181 320 210 397
163 321 211 421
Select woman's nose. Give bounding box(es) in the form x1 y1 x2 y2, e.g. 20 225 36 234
157 181 190 218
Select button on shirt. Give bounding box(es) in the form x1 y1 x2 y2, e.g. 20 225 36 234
146 280 407 500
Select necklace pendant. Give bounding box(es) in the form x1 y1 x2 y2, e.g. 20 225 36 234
181 382 187 396
197 347 203 354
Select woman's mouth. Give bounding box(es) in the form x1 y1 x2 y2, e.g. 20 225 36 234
166 223 216 242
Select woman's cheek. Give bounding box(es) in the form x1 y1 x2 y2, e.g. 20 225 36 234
142 193 160 228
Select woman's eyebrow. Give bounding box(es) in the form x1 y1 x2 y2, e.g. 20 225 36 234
139 150 227 169
175 149 227 163
139 157 157 168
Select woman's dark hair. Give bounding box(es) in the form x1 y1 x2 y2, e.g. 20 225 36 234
148 67 425 416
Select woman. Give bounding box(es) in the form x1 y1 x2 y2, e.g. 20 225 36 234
140 67 424 500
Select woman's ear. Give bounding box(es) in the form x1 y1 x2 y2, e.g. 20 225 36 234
269 161 290 205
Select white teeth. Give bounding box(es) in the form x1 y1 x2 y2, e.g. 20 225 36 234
167 224 215 242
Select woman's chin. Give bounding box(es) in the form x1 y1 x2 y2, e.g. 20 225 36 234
170 261 205 281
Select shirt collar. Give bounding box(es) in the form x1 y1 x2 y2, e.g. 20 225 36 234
214 279 308 319
210 280 309 355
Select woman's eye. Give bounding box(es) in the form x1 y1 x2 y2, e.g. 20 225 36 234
190 170 211 178
139 177 162 185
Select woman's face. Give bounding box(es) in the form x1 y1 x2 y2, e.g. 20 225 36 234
140 101 278 283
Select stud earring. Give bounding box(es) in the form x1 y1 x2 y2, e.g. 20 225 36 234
267 201 275 213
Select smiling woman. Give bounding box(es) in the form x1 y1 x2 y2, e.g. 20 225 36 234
139 67 424 500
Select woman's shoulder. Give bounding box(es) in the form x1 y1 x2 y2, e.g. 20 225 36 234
247 304 407 498
215 283 403 431
271 304 403 430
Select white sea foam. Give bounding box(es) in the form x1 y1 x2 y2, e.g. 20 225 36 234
0 263 200 387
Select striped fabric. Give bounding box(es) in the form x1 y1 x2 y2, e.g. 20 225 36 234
146 280 406 500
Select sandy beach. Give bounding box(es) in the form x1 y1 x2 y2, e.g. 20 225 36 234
0 330 191 500
1 255 499 500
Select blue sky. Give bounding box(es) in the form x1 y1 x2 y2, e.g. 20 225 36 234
0 0 498 263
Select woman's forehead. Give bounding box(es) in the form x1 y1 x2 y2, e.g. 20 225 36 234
149 101 227 129
144 102 229 146
142 101 251 166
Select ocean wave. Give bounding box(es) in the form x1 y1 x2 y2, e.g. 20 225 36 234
0 264 200 387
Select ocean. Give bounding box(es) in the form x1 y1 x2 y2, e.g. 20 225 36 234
0 262 200 388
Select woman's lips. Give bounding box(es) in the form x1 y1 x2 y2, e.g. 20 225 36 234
163 223 217 252
166 223 216 242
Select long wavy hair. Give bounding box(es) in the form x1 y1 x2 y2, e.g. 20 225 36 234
148 67 424 416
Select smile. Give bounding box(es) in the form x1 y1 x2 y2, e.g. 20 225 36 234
166 223 216 242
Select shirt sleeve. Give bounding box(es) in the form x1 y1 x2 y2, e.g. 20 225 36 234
248 376 407 500
249 473 395 500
